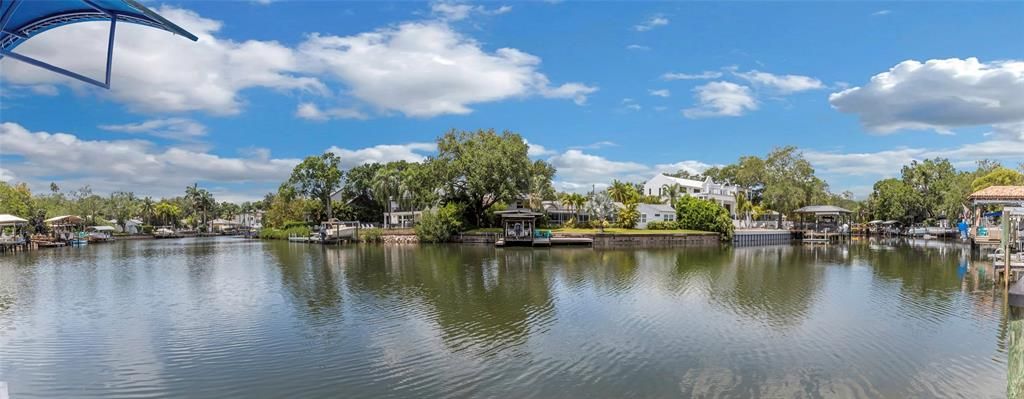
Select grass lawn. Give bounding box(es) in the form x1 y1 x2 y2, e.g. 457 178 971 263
463 228 503 234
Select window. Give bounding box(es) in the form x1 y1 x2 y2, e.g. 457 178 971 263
664 214 674 221
640 214 647 223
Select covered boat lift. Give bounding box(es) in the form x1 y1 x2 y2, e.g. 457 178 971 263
794 205 852 244
1 0 197 88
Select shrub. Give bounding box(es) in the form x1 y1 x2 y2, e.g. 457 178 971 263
360 227 384 243
141 225 154 234
416 203 463 243
259 225 311 240
645 220 678 230
281 220 309 230
616 201 640 229
675 196 734 240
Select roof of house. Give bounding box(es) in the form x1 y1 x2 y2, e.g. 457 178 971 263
793 205 852 215
495 209 543 218
650 174 705 189
968 186 1024 201
0 214 28 226
44 215 83 224
637 203 675 214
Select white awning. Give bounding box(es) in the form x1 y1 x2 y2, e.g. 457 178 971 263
0 214 28 226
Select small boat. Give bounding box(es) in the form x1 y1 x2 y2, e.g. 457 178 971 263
906 226 927 237
154 227 180 238
86 226 116 242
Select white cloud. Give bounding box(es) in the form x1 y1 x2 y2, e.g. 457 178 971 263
325 143 436 169
0 122 298 198
626 44 651 51
0 168 15 182
634 15 669 31
649 89 670 97
431 1 511 21
621 98 641 111
525 140 555 157
829 58 1024 134
662 71 722 81
570 141 617 150
0 7 326 115
99 118 207 140
548 149 711 193
873 10 891 16
654 160 713 176
732 69 824 94
806 139 1024 179
299 22 597 117
682 81 758 118
295 102 367 121
0 122 442 200
549 150 650 190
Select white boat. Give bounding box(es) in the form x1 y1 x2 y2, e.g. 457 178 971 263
907 227 927 237
154 227 179 238
86 226 115 242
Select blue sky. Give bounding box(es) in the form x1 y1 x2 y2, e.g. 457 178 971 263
1 1 1022 201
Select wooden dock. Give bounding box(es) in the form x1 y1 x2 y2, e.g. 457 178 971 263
799 231 847 244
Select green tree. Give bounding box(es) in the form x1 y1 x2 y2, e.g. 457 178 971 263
372 165 403 227
289 152 343 221
617 201 640 228
675 196 734 240
972 167 1024 192
415 203 464 243
661 183 684 207
337 163 385 223
868 178 920 224
900 158 958 220
154 201 182 227
434 129 532 227
608 180 637 203
140 197 155 225
527 160 557 209
0 181 33 216
107 191 138 230
761 146 828 228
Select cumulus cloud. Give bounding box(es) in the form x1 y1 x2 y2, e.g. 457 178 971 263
621 98 642 112
682 81 758 118
649 89 670 97
295 102 367 121
525 140 556 157
806 138 1024 178
431 1 511 21
99 118 207 140
732 69 824 94
0 122 298 198
626 44 651 51
298 22 596 117
548 149 711 193
634 15 669 31
828 58 1024 134
325 143 436 169
0 7 325 115
0 122 441 199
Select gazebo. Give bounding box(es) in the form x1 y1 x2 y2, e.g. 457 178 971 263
494 209 546 246
968 186 1024 246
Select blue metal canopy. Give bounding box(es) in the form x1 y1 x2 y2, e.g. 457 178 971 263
0 0 197 88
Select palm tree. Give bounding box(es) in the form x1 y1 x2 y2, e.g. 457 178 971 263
140 197 155 225
372 167 402 228
607 180 634 203
585 190 616 232
734 191 753 228
662 183 684 207
198 190 214 230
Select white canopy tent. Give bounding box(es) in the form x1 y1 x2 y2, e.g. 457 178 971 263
0 214 28 227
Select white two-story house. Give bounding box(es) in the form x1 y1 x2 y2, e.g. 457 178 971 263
642 174 740 217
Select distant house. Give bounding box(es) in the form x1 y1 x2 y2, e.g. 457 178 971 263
637 203 676 229
233 210 264 229
642 174 740 216
508 199 590 227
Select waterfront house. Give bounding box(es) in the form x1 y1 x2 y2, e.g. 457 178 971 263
642 174 740 216
637 203 676 229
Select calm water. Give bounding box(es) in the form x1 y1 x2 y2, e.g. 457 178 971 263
0 238 1015 398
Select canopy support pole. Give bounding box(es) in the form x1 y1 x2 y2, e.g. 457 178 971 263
0 10 117 89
